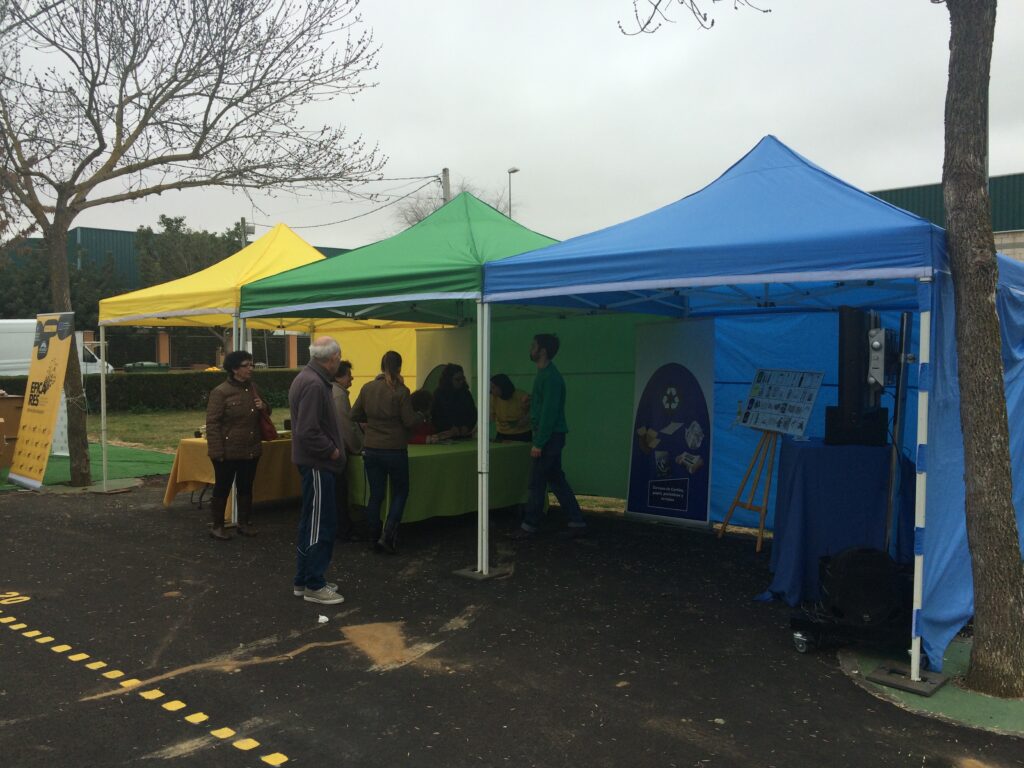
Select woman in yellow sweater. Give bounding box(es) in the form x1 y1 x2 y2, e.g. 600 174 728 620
490 373 531 442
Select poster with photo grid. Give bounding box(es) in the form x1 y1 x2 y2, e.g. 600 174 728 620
739 369 823 437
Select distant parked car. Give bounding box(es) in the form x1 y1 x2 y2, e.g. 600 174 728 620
123 361 170 373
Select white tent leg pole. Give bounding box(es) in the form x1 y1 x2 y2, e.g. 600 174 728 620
476 300 491 575
100 325 108 493
910 304 931 681
231 314 239 352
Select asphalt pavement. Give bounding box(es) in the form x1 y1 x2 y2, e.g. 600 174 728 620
1 479 1021 768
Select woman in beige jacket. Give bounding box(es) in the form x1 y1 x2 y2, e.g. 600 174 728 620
350 350 420 553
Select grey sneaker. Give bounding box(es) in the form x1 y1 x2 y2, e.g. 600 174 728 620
303 586 345 605
293 581 337 597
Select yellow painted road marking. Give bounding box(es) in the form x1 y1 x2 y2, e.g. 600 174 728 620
3 593 289 765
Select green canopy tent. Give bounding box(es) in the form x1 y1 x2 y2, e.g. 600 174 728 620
241 193 557 326
241 193 557 575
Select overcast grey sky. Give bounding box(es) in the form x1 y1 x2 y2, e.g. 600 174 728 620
78 0 1024 250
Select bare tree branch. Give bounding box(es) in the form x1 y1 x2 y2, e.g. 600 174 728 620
618 0 770 35
0 0 385 485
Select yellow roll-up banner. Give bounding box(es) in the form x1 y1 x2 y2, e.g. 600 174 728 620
7 313 75 489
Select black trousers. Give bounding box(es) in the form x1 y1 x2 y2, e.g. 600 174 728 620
212 457 258 498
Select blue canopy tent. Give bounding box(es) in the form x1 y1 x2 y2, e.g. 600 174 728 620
483 136 1024 678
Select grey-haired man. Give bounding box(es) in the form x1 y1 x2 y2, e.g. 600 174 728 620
289 336 347 604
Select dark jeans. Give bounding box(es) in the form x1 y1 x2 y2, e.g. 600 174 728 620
363 448 410 535
522 432 586 532
294 466 338 591
497 431 532 443
211 457 258 498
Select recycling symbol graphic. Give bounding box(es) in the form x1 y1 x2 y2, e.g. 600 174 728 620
662 386 679 411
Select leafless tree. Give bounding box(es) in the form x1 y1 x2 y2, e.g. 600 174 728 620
623 0 1024 698
0 0 386 485
395 179 508 229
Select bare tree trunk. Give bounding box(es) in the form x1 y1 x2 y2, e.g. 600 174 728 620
46 221 92 486
944 0 1024 697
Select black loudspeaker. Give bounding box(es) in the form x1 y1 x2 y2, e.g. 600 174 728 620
825 306 889 445
824 405 888 446
819 548 908 627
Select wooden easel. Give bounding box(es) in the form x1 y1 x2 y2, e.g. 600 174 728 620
717 429 778 553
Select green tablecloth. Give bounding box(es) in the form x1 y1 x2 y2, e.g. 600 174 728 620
348 441 531 524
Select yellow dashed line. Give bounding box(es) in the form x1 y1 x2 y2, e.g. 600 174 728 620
6 593 288 765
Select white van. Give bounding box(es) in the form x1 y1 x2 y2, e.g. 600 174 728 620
0 318 114 377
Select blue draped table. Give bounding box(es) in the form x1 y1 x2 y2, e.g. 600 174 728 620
766 437 914 605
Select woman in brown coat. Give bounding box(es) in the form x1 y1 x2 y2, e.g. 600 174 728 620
205 350 270 539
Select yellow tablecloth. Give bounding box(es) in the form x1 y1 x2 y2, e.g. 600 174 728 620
163 437 532 525
162 437 301 508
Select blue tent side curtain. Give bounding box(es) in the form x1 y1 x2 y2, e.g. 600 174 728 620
477 135 1024 674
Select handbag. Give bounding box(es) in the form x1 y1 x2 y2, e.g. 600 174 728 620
252 384 279 441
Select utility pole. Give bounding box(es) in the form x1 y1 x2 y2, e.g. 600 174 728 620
441 167 451 204
240 217 254 247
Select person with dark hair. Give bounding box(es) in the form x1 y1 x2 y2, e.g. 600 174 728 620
289 336 346 605
408 390 456 444
351 350 420 554
205 349 270 540
510 334 587 539
332 359 363 541
431 363 477 438
489 373 531 443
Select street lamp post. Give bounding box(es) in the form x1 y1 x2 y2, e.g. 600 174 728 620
507 167 519 219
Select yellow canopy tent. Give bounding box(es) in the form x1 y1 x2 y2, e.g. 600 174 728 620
93 223 434 490
97 222 427 382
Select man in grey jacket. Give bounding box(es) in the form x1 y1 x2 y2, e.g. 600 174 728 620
289 336 346 604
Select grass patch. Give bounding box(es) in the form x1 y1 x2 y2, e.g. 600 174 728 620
87 410 207 453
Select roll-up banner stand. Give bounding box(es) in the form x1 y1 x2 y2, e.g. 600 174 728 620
627 320 715 526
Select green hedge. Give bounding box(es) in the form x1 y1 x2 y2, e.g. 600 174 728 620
0 370 300 412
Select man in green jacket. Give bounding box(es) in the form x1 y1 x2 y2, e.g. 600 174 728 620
511 333 587 538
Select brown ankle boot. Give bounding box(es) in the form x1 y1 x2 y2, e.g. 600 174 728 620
210 496 233 540
236 495 257 537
